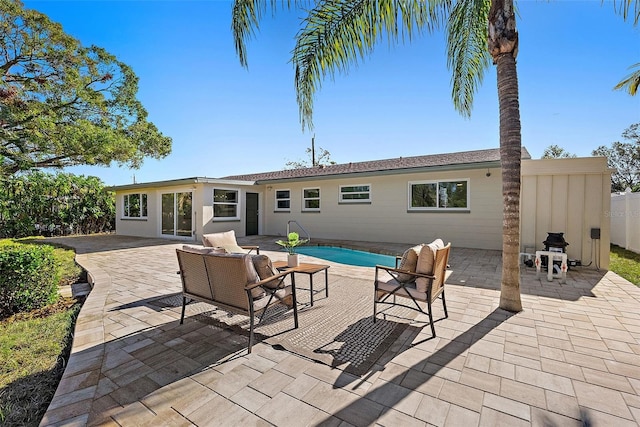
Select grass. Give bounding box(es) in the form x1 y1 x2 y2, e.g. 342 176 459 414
0 240 83 426
609 244 640 286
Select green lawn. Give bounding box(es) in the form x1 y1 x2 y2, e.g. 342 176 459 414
609 244 640 286
0 240 82 426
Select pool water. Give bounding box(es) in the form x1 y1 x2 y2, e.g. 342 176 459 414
294 246 396 267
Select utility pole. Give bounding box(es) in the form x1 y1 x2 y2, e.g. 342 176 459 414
311 134 316 167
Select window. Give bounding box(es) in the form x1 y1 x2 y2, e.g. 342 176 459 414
409 180 469 210
339 184 371 203
275 189 290 211
123 193 147 218
213 188 239 219
303 188 320 211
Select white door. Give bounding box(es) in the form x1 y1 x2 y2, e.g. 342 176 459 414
161 192 193 238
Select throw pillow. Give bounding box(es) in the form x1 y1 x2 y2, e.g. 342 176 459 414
219 244 247 254
242 254 265 299
396 245 424 282
202 230 237 248
251 255 283 290
415 239 444 292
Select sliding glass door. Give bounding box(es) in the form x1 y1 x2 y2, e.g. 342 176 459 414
161 192 192 238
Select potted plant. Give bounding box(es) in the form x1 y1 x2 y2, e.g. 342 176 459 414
276 232 309 267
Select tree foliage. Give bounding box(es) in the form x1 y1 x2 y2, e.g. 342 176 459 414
285 146 336 169
0 0 172 176
0 171 115 238
231 0 640 313
615 62 640 96
593 123 640 192
541 145 577 159
0 243 59 318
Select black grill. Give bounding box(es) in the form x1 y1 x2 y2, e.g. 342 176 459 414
543 232 569 252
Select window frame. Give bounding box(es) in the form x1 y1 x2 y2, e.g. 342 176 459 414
122 193 148 219
302 187 321 212
408 179 470 211
338 184 371 204
274 189 291 212
212 187 240 220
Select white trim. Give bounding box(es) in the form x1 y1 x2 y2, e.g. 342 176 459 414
339 184 371 203
159 190 194 240
274 188 291 211
213 187 240 220
302 187 321 211
408 179 470 211
122 192 148 219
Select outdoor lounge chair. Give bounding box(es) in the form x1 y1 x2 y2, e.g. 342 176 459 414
176 248 298 353
373 242 451 338
202 230 259 254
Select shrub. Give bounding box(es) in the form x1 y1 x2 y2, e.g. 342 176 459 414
0 244 60 318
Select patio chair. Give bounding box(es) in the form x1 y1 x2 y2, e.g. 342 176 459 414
176 249 298 353
373 242 451 338
202 230 259 254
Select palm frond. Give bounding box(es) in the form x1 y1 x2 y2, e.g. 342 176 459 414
614 62 640 96
232 0 308 68
446 0 491 117
292 0 452 130
610 0 640 25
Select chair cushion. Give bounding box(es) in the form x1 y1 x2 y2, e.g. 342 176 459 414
219 243 247 254
252 255 288 290
240 253 265 299
202 230 236 246
415 239 444 292
396 244 424 282
377 278 427 301
182 244 226 255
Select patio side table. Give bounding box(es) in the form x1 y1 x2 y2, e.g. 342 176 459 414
273 261 330 306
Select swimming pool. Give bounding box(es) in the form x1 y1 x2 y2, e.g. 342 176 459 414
294 246 396 267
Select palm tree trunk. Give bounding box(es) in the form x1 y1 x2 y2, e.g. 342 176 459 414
489 0 523 312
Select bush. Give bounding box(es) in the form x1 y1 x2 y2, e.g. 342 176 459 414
0 244 60 318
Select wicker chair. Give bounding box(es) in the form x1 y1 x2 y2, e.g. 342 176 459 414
176 249 298 353
373 243 451 338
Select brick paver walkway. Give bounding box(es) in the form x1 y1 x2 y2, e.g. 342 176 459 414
39 235 640 426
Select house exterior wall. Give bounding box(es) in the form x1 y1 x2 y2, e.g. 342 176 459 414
115 182 264 242
263 168 504 250
112 157 612 271
520 157 611 269
199 184 264 241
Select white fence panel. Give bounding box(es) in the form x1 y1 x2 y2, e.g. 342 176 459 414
610 191 640 254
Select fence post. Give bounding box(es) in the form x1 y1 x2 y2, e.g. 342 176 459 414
625 187 631 250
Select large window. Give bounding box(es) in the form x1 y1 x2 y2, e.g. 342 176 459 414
303 188 320 211
409 180 469 210
123 193 147 218
275 189 290 211
339 184 371 203
213 188 239 219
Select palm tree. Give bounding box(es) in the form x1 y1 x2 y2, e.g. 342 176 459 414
615 62 640 96
232 0 639 313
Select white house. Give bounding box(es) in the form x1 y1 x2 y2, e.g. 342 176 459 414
111 148 612 269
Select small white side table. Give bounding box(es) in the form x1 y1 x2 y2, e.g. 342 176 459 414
535 251 567 283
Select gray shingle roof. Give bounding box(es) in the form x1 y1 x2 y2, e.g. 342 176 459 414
222 147 531 182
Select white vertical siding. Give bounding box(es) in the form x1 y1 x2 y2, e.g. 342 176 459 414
521 157 611 269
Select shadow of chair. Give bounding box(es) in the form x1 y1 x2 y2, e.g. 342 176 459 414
374 243 451 338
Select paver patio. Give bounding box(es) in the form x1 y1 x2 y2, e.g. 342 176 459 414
39 235 640 426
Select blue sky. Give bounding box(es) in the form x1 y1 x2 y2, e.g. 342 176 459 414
25 0 640 186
